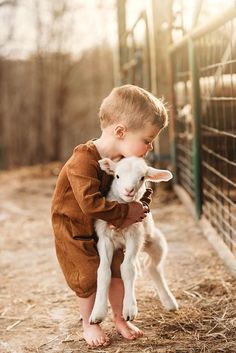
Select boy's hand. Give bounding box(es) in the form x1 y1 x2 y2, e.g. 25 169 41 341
127 201 148 222
108 202 148 231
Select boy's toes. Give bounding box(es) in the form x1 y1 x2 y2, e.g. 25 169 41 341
130 326 144 337
83 324 110 347
132 329 143 338
92 336 110 347
100 337 110 347
95 338 101 347
121 330 136 340
103 338 110 346
115 319 144 340
95 337 110 347
99 336 110 347
115 324 136 340
116 320 140 340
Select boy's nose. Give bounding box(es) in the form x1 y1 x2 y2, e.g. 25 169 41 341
125 187 135 195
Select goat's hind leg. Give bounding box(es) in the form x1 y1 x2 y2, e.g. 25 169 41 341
89 238 114 324
144 231 178 311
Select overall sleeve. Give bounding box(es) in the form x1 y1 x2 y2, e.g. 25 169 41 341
66 147 129 227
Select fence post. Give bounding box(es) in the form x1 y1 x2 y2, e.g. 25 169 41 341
168 52 178 184
117 0 127 84
188 38 202 218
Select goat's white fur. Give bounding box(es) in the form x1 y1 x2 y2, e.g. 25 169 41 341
89 157 178 324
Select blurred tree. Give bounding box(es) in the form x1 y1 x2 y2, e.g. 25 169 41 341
0 0 17 168
0 0 115 169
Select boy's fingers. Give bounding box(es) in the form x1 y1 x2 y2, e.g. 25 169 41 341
109 223 121 231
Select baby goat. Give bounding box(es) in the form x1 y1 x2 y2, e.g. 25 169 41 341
89 157 178 324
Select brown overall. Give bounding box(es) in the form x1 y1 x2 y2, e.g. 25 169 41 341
51 140 152 298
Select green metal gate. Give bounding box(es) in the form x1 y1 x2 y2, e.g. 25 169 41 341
169 5 236 256
116 0 236 265
117 0 155 92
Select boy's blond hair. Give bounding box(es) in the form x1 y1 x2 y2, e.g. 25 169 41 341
99 84 168 130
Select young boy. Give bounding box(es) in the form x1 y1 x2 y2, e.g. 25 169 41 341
51 84 168 347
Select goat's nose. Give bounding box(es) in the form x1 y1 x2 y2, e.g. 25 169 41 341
125 187 134 194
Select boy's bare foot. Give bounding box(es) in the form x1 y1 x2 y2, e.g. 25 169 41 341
83 323 110 347
114 318 144 340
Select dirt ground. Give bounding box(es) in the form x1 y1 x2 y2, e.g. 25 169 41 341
1 164 236 353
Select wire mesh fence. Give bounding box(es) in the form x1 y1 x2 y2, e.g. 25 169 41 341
170 10 236 255
117 1 236 259
172 46 195 200
196 17 236 253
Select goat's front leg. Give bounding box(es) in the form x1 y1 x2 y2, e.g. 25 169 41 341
121 231 142 321
89 237 114 324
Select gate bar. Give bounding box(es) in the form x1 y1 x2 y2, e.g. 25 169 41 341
188 38 202 218
169 6 236 53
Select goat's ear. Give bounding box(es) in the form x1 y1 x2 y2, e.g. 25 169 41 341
98 158 116 175
146 167 173 182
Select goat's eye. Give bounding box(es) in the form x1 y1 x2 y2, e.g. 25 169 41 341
140 176 145 181
116 175 119 179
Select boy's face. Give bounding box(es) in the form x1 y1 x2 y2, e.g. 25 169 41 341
120 122 160 158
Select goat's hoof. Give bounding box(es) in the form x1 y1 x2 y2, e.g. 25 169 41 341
89 311 105 324
163 298 179 311
89 315 103 325
123 306 137 321
89 319 103 325
89 304 108 324
124 313 135 321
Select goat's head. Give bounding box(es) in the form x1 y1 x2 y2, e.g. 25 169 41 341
98 156 173 202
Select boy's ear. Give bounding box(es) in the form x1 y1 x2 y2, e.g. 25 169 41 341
114 124 126 139
98 158 116 175
146 167 173 182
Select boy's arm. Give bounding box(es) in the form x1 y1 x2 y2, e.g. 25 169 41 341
110 189 151 230
66 148 129 227
140 188 153 212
